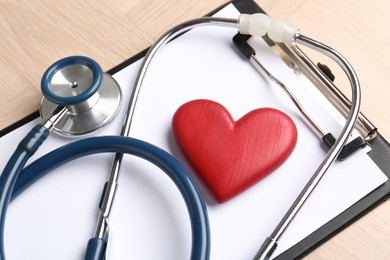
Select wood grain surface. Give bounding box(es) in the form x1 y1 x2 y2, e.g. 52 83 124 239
0 0 389 259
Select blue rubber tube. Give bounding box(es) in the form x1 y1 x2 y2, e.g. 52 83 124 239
0 125 49 260
7 136 210 260
85 238 107 260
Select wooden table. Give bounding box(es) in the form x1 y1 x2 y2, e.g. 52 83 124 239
0 0 389 258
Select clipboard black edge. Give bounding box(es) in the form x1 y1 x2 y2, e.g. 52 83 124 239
1 0 389 259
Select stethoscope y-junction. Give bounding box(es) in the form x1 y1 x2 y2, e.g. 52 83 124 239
0 13 361 260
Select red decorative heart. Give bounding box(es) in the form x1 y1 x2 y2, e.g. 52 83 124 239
172 99 297 203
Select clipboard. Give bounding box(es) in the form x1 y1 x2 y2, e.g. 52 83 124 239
0 0 389 259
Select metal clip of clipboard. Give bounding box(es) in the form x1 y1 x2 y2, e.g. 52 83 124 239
273 40 377 141
233 33 377 159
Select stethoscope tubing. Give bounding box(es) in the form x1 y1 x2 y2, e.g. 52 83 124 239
0 124 50 260
2 135 210 260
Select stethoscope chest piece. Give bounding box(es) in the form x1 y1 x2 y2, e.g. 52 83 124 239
39 56 122 136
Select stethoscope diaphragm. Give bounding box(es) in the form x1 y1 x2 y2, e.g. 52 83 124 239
39 56 122 136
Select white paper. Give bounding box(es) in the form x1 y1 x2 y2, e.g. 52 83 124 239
0 4 387 260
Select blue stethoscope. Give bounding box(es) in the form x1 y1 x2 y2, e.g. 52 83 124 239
0 13 361 260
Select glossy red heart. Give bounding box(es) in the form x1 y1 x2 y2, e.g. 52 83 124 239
172 99 298 202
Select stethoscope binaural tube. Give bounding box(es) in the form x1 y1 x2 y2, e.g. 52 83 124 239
10 136 210 260
119 14 361 260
